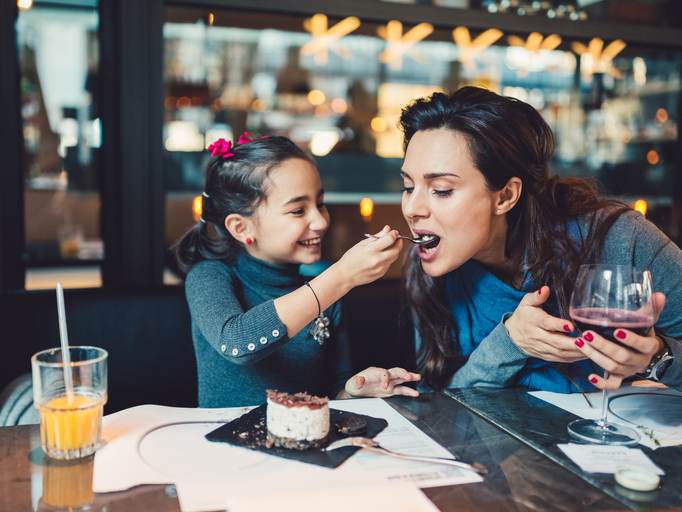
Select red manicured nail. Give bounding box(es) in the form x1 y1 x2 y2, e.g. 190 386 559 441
563 323 572 333
616 330 626 340
575 338 585 348
584 332 594 342
590 376 598 384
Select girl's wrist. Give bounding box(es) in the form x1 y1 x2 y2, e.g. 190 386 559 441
326 262 355 294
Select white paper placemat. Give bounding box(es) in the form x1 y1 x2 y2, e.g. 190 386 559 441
94 398 481 511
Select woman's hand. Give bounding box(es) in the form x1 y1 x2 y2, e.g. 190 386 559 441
343 366 421 398
574 292 667 390
505 286 585 363
332 225 403 289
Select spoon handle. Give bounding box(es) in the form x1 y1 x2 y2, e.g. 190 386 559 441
363 233 417 243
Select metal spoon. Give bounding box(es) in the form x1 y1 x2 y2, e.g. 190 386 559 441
364 233 437 245
323 436 488 475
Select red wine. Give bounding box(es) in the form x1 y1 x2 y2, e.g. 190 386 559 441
570 307 653 343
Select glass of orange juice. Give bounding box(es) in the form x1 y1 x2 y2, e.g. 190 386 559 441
31 346 108 460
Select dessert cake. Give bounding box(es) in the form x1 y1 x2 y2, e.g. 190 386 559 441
266 390 330 449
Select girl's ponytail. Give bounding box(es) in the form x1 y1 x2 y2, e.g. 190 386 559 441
172 220 221 276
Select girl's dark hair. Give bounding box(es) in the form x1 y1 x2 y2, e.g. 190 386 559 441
173 136 313 276
400 86 630 388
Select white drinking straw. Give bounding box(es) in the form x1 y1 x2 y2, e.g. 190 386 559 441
56 282 74 400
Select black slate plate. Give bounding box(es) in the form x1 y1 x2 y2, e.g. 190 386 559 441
205 404 388 468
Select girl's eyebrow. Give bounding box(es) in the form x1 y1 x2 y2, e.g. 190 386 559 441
282 189 325 206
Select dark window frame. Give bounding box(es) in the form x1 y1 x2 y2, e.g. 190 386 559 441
2 0 682 292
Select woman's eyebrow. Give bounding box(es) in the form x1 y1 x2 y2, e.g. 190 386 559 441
423 172 460 180
401 170 460 180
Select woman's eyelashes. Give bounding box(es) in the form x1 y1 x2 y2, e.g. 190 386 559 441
433 189 453 198
401 186 453 198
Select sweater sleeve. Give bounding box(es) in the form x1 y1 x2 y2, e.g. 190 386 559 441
185 260 290 366
447 315 529 388
412 312 528 390
621 212 682 390
323 301 354 397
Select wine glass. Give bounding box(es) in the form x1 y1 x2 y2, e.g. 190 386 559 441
567 264 654 446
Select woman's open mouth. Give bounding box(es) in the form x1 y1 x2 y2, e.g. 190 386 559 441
415 232 441 260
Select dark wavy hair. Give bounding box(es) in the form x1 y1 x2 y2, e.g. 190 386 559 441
172 136 313 276
400 86 630 388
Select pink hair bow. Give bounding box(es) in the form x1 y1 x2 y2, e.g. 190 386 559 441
207 132 254 159
207 138 234 158
236 131 253 145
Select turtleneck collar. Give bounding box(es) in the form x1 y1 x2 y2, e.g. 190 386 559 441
234 250 302 293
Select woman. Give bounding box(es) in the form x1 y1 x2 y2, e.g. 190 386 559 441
400 86 681 392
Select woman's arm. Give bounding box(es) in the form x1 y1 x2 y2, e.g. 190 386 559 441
443 317 529 388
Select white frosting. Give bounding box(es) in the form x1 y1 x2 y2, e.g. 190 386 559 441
266 398 329 441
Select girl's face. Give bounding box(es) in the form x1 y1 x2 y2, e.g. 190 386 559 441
401 128 510 277
247 158 330 265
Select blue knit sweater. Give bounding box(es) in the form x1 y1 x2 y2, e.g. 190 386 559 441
185 252 352 407
420 211 682 392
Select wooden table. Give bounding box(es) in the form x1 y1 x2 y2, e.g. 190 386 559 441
2 391 677 511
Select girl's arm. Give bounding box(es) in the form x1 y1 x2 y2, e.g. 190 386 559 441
186 261 296 365
273 226 401 338
185 227 401 367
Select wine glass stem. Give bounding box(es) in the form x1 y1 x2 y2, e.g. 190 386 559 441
598 371 610 428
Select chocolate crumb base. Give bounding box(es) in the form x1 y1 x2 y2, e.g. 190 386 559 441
266 431 327 450
336 415 367 435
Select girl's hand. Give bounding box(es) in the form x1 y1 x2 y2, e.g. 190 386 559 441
505 286 585 363
574 292 667 390
344 367 421 398
333 226 403 289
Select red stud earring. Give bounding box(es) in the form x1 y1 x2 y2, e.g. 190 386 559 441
245 237 253 246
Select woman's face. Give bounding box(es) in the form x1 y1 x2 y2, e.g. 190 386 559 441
247 158 330 265
401 128 506 277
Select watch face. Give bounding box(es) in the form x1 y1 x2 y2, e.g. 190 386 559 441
653 357 673 381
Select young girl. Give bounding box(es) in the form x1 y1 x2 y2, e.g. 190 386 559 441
400 87 681 393
174 133 420 407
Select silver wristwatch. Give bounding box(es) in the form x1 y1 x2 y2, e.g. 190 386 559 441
641 343 674 382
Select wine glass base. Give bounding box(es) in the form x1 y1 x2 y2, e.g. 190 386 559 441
567 419 640 446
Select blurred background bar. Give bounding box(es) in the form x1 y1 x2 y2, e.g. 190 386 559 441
1 0 681 291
